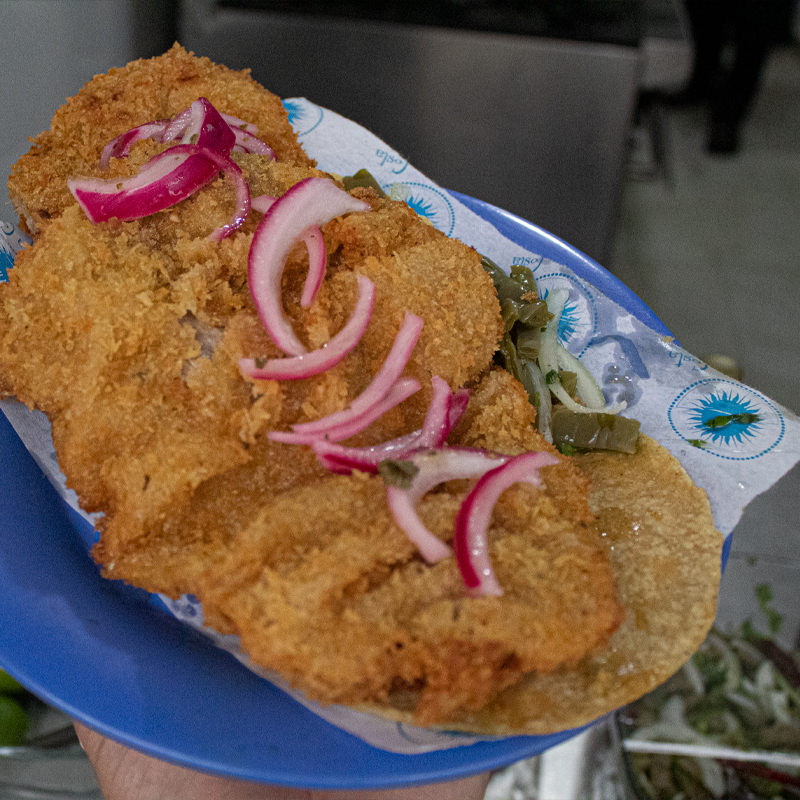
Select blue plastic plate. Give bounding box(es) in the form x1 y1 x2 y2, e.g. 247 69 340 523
0 195 677 790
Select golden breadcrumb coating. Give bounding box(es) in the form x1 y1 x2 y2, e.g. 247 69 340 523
1 140 505 600
196 411 621 725
0 48 721 734
8 43 314 236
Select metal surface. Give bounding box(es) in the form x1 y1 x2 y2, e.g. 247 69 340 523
180 0 640 264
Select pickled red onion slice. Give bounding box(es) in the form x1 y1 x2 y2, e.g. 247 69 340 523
269 376 420 445
313 432 423 474
70 143 250 240
312 376 468 474
251 195 276 213
386 449 509 563
247 178 370 356
298 227 326 308
418 381 469 449
240 273 375 381
453 451 559 597
161 106 193 144
230 126 275 157
69 146 218 223
99 120 170 170
185 98 236 154
99 99 270 170
253 195 327 310
160 98 233 154
292 313 424 437
202 149 251 242
221 112 258 135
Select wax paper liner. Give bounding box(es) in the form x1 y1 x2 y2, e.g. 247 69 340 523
2 99 799 754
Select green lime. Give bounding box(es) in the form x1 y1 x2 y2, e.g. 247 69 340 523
0 669 25 693
0 695 29 746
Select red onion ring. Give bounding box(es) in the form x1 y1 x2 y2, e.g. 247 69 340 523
247 178 370 356
187 97 236 154
453 451 559 597
250 195 276 214
314 434 422 474
221 112 258 135
160 99 235 154
99 98 270 170
446 389 471 435
240 273 375 381
69 146 217 223
217 111 274 157
269 377 420 445
291 312 424 436
69 144 250 240
253 194 327 311
161 106 193 144
230 126 275 158
312 376 468 474
386 448 509 563
198 148 251 242
99 120 170 170
298 226 327 308
416 380 468 450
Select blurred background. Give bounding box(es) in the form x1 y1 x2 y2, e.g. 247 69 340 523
1 1 798 796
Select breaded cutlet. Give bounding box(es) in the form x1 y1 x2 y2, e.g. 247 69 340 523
8 43 314 237
0 47 628 728
196 369 621 725
0 155 505 601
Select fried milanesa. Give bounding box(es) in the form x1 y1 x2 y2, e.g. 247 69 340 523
196 369 623 725
8 43 314 236
0 161 623 722
1 47 721 733
412 435 722 736
0 44 504 595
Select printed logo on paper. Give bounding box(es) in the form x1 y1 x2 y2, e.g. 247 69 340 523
375 148 408 175
668 379 785 460
0 243 12 283
282 99 324 136
1 221 31 282
668 348 709 374
511 254 544 270
535 272 598 356
386 182 456 237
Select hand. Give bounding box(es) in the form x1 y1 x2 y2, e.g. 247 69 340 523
74 722 492 800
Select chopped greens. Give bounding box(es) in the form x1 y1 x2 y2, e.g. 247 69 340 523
342 168 388 198
481 259 639 452
556 442 579 456
378 458 420 489
551 406 641 454
558 369 578 398
509 264 538 295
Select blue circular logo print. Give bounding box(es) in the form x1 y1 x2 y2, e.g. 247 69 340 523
282 99 324 137
1 221 31 283
668 379 785 460
0 242 13 282
535 273 598 356
384 182 456 237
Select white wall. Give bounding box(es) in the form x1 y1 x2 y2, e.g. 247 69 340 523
0 0 136 201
